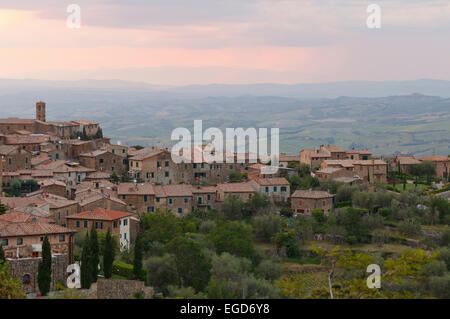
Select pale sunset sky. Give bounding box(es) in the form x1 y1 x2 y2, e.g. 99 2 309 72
1 0 449 85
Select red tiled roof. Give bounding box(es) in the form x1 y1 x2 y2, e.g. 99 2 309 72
191 186 217 193
154 184 193 197
291 190 335 199
0 210 53 224
421 155 449 162
217 182 256 193
279 154 300 162
346 149 372 155
0 197 46 209
66 208 131 221
0 221 75 237
253 177 290 186
117 183 155 195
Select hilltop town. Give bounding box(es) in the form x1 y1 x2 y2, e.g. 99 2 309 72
0 102 449 299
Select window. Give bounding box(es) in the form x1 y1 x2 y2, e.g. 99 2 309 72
198 197 203 204
265 187 269 193
207 205 211 210
112 149 115 154
273 186 278 192
147 206 154 213
130 161 133 167
99 158 104 164
193 163 197 169
17 238 23 245
66 209 69 216
136 162 139 168
22 274 31 285
281 186 287 192
59 235 65 242
76 220 80 228
96 222 103 229
113 221 118 228
169 198 173 204
165 171 169 177
123 219 128 226
157 161 161 167
58 212 61 220
178 208 183 214
184 198 188 203
112 166 114 171
84 221 88 228
25 157 29 164
124 233 127 240
207 194 211 200
40 237 44 242
229 165 233 169
8 158 11 165
144 195 148 202
156 197 160 202
122 195 126 200
165 161 169 167
1 239 8 246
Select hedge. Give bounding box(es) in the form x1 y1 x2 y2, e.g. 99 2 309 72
112 261 147 281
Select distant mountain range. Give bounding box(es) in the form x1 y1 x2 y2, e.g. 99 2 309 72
1 78 450 98
0 79 449 157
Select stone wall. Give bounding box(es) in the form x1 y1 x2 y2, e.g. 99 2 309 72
96 279 154 299
7 254 69 294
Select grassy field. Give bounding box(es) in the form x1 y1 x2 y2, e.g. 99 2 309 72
391 183 430 191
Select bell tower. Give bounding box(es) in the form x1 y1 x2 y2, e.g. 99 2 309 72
36 101 46 122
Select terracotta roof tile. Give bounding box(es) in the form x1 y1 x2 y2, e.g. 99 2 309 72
66 208 131 221
291 190 335 199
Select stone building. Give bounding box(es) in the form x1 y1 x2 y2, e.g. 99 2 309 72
248 177 291 202
7 254 70 295
154 184 194 216
0 220 75 261
420 155 450 181
79 150 125 175
215 182 256 203
0 145 32 172
291 190 335 215
117 183 155 215
192 186 218 212
321 159 387 184
66 208 138 250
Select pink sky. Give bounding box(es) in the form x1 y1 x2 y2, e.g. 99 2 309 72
1 1 450 85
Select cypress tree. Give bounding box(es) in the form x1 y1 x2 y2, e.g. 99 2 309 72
89 225 100 283
133 233 143 280
0 245 5 264
80 232 92 289
37 235 52 296
103 228 115 279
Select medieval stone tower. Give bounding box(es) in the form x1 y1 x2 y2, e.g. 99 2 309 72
36 101 46 122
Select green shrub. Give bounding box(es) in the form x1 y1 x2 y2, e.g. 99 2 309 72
112 261 146 281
